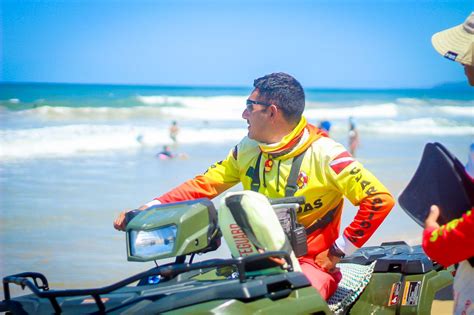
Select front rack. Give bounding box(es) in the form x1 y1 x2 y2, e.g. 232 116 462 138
2 251 293 314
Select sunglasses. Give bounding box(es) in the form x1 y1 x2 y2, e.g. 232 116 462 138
246 99 273 112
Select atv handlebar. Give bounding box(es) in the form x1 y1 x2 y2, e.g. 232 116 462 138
268 196 305 206
125 196 305 226
2 251 294 314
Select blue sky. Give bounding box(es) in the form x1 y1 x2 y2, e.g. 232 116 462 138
1 0 473 88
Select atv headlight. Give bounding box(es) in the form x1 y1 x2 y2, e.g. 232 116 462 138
126 199 219 262
129 225 177 259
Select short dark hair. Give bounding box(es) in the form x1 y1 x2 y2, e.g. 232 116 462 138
253 72 305 123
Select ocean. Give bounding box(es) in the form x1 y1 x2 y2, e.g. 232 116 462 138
0 82 473 294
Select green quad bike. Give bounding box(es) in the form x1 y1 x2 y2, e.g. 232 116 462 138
1 194 453 314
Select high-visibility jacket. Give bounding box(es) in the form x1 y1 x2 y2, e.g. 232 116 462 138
422 208 474 267
156 120 394 256
422 209 474 315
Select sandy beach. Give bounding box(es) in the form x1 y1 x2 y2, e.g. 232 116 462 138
432 300 454 314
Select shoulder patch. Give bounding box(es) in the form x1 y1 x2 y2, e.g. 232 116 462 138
330 151 355 175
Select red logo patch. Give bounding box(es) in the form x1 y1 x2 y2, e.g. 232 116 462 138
330 151 355 175
264 159 273 172
297 171 308 189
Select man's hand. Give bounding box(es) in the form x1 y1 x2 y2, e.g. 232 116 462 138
257 248 286 265
113 210 129 231
113 205 148 231
314 248 341 273
425 205 441 230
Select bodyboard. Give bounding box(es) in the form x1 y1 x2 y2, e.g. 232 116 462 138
398 142 474 227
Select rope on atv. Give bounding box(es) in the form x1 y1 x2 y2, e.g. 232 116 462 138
328 261 376 314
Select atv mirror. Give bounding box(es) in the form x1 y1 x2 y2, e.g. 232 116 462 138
126 199 219 262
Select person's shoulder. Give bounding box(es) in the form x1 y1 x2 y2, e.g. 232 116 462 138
311 137 349 161
232 137 260 160
237 136 259 149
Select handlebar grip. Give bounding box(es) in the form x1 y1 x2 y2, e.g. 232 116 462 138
125 209 142 224
269 196 306 205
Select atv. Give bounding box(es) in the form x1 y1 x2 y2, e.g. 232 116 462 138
1 192 453 314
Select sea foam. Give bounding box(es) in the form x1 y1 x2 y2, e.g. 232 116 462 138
363 118 474 135
0 124 246 161
2 95 472 122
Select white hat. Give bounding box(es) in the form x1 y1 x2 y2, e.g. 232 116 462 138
432 12 474 66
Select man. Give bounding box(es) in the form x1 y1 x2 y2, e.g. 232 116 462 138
431 12 474 86
114 72 394 300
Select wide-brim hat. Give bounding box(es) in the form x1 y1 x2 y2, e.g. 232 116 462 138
431 12 474 66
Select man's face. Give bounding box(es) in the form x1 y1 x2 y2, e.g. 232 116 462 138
242 89 273 143
463 64 474 86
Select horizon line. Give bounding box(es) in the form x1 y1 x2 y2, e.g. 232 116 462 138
0 80 464 91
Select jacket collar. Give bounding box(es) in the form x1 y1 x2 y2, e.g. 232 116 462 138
258 116 327 159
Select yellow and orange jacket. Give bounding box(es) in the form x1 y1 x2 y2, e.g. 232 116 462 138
156 118 395 256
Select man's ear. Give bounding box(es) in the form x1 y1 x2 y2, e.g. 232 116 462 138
269 104 279 118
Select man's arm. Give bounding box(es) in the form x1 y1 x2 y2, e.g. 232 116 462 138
327 151 395 256
311 147 394 272
155 145 241 203
156 173 237 203
336 192 394 255
422 206 474 267
114 146 241 231
313 185 394 272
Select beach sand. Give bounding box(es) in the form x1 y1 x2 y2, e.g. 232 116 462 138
432 300 454 314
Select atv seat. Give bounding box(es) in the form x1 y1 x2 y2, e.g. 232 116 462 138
327 261 376 314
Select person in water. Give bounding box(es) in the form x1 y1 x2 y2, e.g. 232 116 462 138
156 145 175 159
422 14 474 313
318 120 332 135
114 72 394 300
431 12 474 86
169 121 179 143
348 117 359 157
